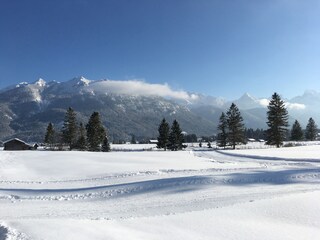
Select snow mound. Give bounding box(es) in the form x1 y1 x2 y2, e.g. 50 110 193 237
0 223 30 240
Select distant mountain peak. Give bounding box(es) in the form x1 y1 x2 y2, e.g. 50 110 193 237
240 92 256 101
16 82 28 88
33 78 46 87
232 92 262 110
290 89 320 106
69 76 91 87
0 76 320 142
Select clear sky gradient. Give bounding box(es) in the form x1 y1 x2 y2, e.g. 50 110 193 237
1 0 319 99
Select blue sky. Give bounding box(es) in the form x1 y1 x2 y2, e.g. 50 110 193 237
1 0 319 99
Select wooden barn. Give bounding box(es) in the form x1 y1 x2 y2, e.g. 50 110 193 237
3 138 34 151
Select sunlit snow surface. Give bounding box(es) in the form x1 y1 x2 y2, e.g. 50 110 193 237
0 144 319 239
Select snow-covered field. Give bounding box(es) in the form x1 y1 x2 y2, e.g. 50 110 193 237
0 145 320 239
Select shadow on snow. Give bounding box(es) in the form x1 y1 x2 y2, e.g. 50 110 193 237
215 149 320 163
0 168 320 199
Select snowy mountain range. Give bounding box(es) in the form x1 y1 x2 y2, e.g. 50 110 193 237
0 76 319 142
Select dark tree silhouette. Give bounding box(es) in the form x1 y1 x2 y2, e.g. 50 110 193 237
44 122 55 147
217 112 228 148
62 107 78 150
266 93 289 148
157 118 170 150
168 120 184 151
226 103 245 149
305 117 318 141
290 120 304 141
86 112 106 151
76 122 87 150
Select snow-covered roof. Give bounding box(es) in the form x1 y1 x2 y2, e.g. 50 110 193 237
3 138 32 146
247 138 256 142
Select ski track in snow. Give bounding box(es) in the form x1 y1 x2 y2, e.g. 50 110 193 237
0 150 319 203
1 148 320 238
0 167 320 202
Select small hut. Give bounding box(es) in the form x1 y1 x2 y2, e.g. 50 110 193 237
3 138 34 151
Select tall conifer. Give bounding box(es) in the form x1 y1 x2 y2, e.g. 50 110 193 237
76 122 87 150
226 103 245 149
305 117 318 141
168 120 184 151
266 93 289 147
217 112 228 148
290 120 304 141
44 122 55 148
157 118 170 150
86 112 106 151
62 107 78 149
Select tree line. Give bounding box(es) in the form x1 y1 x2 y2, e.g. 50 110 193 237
290 118 318 141
44 107 110 152
45 92 318 152
157 119 184 151
215 92 318 149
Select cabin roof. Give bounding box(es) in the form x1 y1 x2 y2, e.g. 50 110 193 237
3 138 31 146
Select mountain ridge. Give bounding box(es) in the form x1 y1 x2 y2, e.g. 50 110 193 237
0 77 319 142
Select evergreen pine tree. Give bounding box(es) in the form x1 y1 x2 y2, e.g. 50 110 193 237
62 107 78 150
76 122 87 150
290 120 304 141
131 134 137 144
168 119 184 151
226 103 245 149
157 118 170 150
86 112 106 151
102 135 111 152
44 122 55 148
217 112 228 148
305 117 318 141
266 93 289 148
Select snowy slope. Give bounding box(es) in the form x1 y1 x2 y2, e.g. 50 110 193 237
0 145 320 239
1 77 320 142
0 77 219 142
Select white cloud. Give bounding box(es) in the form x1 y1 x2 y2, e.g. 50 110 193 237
257 98 306 110
90 80 197 101
286 102 306 110
258 99 269 107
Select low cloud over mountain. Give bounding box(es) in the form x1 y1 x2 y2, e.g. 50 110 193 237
0 76 318 142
